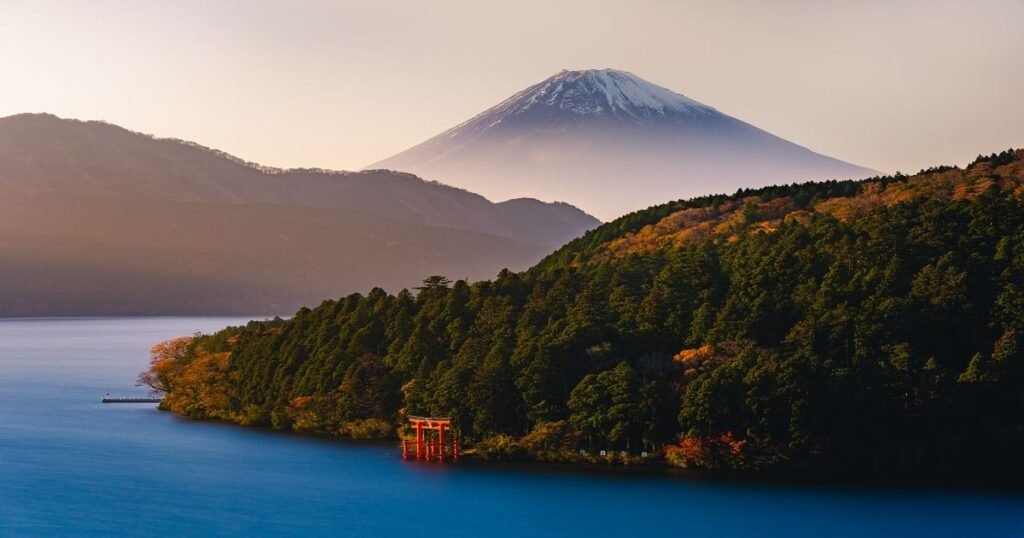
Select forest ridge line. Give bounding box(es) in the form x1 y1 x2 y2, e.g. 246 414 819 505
144 149 1024 475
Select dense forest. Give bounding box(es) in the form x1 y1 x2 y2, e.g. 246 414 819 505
146 149 1024 474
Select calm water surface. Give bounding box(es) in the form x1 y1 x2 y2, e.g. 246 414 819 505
1 317 1022 537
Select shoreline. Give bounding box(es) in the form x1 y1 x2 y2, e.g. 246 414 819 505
158 408 1023 494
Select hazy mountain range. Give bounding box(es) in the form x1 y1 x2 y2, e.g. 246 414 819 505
0 71 881 316
371 69 878 219
0 113 598 316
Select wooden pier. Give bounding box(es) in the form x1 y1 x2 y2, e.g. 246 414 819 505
101 393 163 403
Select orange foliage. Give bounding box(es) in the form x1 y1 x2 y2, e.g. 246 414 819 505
137 336 193 393
952 177 996 201
664 432 749 469
755 220 781 233
139 336 235 420
814 192 880 222
158 349 233 420
673 344 712 363
673 343 744 382
599 150 1024 259
602 196 807 258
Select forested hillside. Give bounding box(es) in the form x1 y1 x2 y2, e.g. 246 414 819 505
148 149 1024 474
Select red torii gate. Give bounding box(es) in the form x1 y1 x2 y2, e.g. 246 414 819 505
402 416 459 462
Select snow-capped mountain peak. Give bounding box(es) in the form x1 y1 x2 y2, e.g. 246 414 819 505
493 68 717 121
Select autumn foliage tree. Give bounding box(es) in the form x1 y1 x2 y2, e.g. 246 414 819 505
664 433 749 470
137 336 193 394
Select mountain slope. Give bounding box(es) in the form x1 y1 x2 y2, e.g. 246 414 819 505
371 69 877 219
0 113 598 316
0 113 598 245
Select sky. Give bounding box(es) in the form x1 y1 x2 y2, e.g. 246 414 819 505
1 0 1022 181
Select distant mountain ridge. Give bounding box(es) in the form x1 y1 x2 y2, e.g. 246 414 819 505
0 113 598 246
371 69 878 219
0 113 599 316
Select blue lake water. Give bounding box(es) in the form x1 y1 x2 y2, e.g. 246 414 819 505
1 317 1023 537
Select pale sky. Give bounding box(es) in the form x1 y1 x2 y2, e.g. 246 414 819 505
2 0 1022 183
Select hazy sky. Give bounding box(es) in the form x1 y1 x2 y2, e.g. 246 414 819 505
2 0 1022 182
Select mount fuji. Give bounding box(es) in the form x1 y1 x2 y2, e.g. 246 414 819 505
370 69 878 219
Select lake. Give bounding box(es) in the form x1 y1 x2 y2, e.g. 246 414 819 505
1 317 1022 537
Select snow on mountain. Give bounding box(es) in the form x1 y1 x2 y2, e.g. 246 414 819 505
370 69 878 220
489 69 717 120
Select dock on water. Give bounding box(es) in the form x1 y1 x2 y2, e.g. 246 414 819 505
101 393 162 403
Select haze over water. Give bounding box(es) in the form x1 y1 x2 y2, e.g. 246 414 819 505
1 317 1022 537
